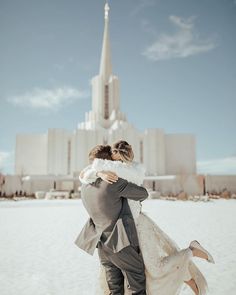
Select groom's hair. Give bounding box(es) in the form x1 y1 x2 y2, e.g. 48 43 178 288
89 145 113 161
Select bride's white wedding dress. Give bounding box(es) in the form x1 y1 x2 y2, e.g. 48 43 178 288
80 159 208 295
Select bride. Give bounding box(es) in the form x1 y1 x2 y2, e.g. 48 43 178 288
79 140 215 295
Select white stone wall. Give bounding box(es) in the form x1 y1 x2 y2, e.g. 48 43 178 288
143 128 166 175
205 175 236 193
56 181 74 191
90 75 121 128
15 134 47 175
91 75 103 120
2 174 236 197
144 174 204 195
1 175 22 196
165 134 196 175
47 129 71 175
108 75 120 113
29 180 54 195
71 128 105 173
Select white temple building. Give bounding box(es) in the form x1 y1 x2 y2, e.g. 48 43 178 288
5 3 233 198
15 3 196 181
0 2 234 198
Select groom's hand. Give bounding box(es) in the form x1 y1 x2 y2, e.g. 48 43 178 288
96 171 118 184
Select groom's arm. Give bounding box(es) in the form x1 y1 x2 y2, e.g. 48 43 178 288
110 178 148 202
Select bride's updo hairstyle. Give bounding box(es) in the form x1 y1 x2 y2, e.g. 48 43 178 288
112 140 134 163
89 145 112 162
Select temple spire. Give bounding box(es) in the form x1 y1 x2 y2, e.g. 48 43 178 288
99 1 112 82
105 0 109 19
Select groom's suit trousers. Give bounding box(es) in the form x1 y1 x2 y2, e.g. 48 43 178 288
98 242 146 295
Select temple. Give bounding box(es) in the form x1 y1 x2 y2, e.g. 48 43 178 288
15 3 196 183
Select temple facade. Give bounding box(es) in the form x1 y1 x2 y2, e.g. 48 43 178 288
15 3 196 178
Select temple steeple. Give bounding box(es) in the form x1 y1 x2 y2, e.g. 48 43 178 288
78 1 126 130
99 2 112 82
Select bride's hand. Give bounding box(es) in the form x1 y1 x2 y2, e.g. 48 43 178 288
79 170 85 179
96 171 118 184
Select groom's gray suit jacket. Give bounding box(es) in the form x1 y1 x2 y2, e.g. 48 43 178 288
74 177 148 256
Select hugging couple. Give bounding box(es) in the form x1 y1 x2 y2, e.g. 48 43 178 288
75 140 214 295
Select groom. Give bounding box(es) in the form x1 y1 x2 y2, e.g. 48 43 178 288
75 144 148 294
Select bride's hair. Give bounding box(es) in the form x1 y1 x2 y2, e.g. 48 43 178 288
112 140 134 163
88 145 112 162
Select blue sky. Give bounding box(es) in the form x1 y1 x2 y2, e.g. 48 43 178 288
0 0 236 174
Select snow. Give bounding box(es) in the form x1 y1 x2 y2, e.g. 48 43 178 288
0 199 235 295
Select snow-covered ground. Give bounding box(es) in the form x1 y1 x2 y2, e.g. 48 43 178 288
0 199 235 295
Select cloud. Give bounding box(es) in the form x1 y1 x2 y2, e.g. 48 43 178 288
130 0 156 17
197 156 236 175
143 15 216 61
0 151 14 174
141 19 158 37
7 87 89 110
54 57 75 72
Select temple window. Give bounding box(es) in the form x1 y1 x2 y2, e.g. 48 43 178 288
104 85 109 119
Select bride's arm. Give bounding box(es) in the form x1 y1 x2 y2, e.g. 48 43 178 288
80 165 118 184
92 159 145 186
79 165 97 184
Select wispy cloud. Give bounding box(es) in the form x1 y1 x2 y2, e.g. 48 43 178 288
197 156 236 175
143 15 217 61
130 0 156 17
0 151 14 174
54 57 75 72
7 87 89 110
141 19 158 37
